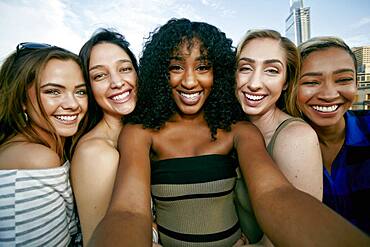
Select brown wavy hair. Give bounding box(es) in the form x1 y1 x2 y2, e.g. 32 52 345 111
0 46 88 159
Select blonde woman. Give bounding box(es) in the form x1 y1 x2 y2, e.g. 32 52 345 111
234 29 323 246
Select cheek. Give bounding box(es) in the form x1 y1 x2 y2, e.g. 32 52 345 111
79 98 88 114
297 86 314 104
92 83 108 98
236 73 248 89
169 74 181 88
203 75 214 89
341 85 357 102
39 96 59 114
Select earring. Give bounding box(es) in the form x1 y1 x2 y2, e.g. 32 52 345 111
23 112 28 122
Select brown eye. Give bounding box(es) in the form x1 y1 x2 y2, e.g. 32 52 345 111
44 89 60 95
336 78 353 83
197 64 211 72
92 73 107 81
169 65 182 72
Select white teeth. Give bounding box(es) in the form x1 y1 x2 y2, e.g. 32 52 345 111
244 93 264 101
180 92 201 99
312 105 339 112
112 91 130 101
55 115 77 121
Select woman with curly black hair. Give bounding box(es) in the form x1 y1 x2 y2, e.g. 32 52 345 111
90 18 370 247
127 18 243 137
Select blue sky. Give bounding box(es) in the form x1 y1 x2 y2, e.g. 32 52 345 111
1 0 369 60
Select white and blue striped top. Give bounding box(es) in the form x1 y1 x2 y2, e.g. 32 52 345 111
0 161 79 246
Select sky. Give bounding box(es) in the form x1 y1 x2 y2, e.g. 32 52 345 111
1 0 370 61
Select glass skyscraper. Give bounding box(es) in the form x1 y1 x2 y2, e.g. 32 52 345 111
285 0 311 45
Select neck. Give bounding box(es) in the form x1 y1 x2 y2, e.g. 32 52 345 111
171 111 206 124
100 113 124 144
249 107 285 142
312 117 346 147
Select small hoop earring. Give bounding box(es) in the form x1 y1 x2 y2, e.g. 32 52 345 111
23 112 28 122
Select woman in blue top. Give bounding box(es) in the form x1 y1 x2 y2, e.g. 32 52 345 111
295 36 370 234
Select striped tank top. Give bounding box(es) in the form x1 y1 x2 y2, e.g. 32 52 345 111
151 154 241 247
0 161 79 246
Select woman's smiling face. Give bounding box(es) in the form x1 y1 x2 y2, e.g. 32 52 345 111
236 38 287 117
297 47 357 127
168 39 213 116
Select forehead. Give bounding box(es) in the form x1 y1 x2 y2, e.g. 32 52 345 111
240 38 285 61
90 43 130 63
301 47 355 72
39 58 83 86
172 38 206 57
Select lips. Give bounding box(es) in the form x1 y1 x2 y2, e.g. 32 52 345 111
244 92 266 101
54 114 79 124
177 91 203 105
109 90 131 103
311 104 339 113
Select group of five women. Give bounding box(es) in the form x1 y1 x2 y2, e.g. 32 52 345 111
0 18 369 246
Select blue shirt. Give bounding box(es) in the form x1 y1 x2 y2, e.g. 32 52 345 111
323 110 370 235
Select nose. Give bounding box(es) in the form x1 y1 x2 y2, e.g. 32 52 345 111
181 69 197 90
247 70 263 91
110 72 124 88
318 81 340 101
62 93 80 110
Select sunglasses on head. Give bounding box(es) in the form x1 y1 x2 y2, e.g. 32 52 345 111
16 42 53 55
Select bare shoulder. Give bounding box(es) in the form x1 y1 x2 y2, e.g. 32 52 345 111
0 142 60 169
276 119 318 144
72 137 119 171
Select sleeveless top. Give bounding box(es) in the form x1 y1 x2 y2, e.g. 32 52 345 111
235 117 305 243
151 154 241 247
0 161 79 246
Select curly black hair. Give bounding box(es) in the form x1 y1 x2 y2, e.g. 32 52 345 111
126 18 245 139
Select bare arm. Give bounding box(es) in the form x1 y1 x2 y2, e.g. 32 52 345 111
273 121 323 200
88 124 153 247
234 122 370 247
71 140 119 244
257 122 323 246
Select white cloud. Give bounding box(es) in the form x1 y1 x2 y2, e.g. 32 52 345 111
350 17 370 29
344 34 370 48
0 0 85 60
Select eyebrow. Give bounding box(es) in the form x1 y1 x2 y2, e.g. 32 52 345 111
238 57 284 66
89 59 132 71
170 55 208 61
40 82 86 89
333 68 355 74
300 68 355 79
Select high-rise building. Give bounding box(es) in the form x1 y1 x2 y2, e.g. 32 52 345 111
351 46 370 110
285 0 311 45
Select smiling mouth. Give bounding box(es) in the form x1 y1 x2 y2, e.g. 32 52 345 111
54 115 78 122
312 105 339 113
244 93 265 101
178 91 202 104
111 91 130 101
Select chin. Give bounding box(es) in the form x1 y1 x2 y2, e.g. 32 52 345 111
118 103 136 115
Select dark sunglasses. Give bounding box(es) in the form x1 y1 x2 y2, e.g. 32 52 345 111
16 42 53 55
